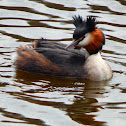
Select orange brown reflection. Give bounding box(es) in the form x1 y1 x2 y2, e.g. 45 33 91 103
14 69 109 126
67 98 105 126
67 81 109 125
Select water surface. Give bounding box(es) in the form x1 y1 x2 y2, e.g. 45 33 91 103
0 0 126 126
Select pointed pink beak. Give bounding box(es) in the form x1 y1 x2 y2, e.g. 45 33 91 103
65 39 79 49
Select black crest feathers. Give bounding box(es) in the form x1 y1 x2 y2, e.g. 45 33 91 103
72 15 97 32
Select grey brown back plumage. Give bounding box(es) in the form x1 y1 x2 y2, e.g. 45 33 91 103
15 38 87 78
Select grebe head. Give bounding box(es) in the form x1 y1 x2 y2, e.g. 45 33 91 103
66 16 105 55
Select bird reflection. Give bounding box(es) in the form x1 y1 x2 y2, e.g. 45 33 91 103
66 80 109 126
14 69 110 126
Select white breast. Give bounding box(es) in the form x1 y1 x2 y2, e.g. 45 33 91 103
83 52 112 81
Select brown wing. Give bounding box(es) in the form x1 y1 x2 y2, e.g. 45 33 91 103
14 46 73 76
14 40 87 77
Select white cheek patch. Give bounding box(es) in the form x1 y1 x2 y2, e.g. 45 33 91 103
77 33 91 47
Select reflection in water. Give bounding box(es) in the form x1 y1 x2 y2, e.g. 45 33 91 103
67 98 105 126
14 70 109 125
67 81 110 126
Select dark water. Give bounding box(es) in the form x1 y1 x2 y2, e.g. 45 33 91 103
0 0 126 126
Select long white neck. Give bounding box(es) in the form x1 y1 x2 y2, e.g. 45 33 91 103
84 52 112 81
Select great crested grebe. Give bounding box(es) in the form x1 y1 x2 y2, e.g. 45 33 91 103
14 16 112 81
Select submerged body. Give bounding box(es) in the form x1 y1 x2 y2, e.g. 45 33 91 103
14 16 112 81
